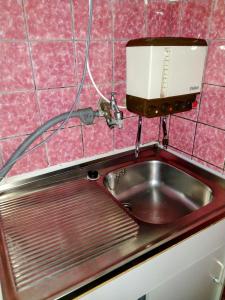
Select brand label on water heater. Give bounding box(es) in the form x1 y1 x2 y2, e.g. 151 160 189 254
189 86 199 91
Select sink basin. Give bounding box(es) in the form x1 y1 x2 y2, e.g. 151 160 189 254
104 160 213 224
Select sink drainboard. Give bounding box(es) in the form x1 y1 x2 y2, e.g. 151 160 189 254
0 179 139 296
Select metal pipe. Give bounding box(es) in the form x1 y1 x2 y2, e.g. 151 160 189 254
135 115 142 159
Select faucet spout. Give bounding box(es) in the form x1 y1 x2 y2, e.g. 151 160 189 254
135 115 142 159
110 92 123 128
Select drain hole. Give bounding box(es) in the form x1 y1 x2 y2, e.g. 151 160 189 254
123 203 132 212
87 170 99 181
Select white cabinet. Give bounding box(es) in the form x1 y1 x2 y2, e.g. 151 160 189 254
79 219 225 300
147 245 225 300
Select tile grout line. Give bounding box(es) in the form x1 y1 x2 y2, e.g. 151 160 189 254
1 37 225 43
168 1 175 36
177 0 185 36
144 0 148 36
69 0 83 151
0 81 115 95
165 0 184 148
69 0 79 88
21 0 50 167
169 145 224 172
111 0 116 151
203 82 225 88
174 113 225 133
1 38 225 43
207 0 216 38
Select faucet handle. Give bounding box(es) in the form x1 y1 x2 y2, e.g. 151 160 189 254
111 92 117 100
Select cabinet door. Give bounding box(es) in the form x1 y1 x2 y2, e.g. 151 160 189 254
79 219 225 300
147 245 225 300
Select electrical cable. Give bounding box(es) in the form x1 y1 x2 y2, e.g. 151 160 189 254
87 61 126 109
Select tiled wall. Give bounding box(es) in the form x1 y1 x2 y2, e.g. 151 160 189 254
0 0 224 178
167 0 225 175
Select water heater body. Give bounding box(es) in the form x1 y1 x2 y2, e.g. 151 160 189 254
126 38 207 117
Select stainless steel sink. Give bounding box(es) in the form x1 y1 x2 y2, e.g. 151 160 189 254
1 145 225 300
104 160 213 224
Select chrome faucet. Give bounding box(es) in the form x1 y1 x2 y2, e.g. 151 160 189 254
106 169 126 190
99 92 123 129
135 115 142 159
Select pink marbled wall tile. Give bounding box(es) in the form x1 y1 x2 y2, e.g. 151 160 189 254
180 0 212 38
192 156 223 173
76 41 112 85
46 126 83 166
147 0 180 37
31 41 75 89
114 82 134 118
83 118 113 157
1 135 48 177
0 92 41 138
142 117 160 144
0 0 25 40
77 85 99 110
114 117 138 149
114 41 127 83
193 124 225 168
24 0 72 40
169 116 196 154
175 107 199 121
159 115 170 142
78 84 112 110
0 43 33 92
73 0 112 39
204 41 225 86
198 84 225 130
176 94 200 121
168 146 192 159
209 0 225 39
113 0 145 39
38 87 80 128
169 1 182 37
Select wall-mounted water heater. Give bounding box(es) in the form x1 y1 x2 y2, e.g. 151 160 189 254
126 38 207 117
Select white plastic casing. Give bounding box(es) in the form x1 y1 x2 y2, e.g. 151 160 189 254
126 45 207 100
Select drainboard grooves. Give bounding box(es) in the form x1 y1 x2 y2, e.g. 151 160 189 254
0 179 139 293
5 203 118 241
9 216 133 265
9 213 131 258
15 226 136 288
12 223 135 275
